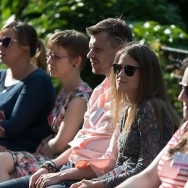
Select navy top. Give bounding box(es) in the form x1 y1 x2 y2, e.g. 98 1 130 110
0 68 56 152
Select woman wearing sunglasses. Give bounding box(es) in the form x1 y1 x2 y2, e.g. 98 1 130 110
0 21 56 152
71 43 181 188
0 29 92 183
115 60 188 188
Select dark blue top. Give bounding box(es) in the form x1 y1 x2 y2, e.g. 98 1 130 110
0 68 56 152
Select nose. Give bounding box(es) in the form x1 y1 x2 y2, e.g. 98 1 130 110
47 57 52 64
117 67 125 77
0 43 3 50
178 89 188 102
87 49 95 59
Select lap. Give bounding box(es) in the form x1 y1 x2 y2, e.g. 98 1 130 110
7 150 50 178
46 180 80 188
0 176 30 188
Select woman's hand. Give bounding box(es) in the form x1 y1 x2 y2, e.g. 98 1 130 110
70 180 105 188
29 168 49 188
31 171 62 188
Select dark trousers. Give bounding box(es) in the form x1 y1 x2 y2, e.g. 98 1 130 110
0 163 79 188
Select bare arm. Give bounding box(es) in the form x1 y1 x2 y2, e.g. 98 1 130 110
32 165 97 188
69 147 167 188
39 97 87 156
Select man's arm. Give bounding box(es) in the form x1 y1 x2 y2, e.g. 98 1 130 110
31 162 97 188
52 148 72 167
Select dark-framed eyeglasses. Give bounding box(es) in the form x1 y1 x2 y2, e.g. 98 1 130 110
46 53 69 61
0 37 17 48
112 64 140 76
179 82 188 97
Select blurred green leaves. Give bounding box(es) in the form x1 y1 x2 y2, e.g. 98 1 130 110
1 0 188 116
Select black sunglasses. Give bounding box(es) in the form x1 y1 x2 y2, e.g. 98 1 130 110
179 82 188 97
0 37 17 48
112 64 140 76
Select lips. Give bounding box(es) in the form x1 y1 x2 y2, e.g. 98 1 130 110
117 79 126 83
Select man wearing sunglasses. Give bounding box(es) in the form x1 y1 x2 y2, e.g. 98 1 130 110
0 18 133 188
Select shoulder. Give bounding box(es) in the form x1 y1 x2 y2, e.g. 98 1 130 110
30 68 51 80
71 82 93 102
137 98 154 113
25 68 52 86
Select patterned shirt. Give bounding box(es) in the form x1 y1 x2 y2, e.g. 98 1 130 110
48 81 92 133
158 122 188 188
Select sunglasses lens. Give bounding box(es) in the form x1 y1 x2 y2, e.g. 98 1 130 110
124 65 135 76
1 37 11 48
112 64 121 75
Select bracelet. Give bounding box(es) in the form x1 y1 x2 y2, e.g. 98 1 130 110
40 160 58 173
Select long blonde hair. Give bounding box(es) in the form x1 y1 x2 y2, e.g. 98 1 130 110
110 43 181 135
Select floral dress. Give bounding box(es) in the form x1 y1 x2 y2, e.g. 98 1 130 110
7 81 92 177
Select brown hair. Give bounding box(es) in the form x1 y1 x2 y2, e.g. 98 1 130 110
48 30 89 71
86 17 133 48
32 38 47 71
111 43 181 135
2 21 38 58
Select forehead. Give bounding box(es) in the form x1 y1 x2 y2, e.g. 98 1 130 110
89 32 112 48
119 54 138 66
48 44 68 54
0 28 16 38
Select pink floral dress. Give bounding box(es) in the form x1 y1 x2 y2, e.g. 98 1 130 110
7 81 92 177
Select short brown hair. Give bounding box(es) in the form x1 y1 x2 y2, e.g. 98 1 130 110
86 18 133 48
48 30 89 71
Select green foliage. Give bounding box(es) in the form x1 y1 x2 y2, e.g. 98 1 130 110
1 0 188 116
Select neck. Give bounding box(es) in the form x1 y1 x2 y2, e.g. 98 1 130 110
60 73 82 96
6 63 37 86
13 63 36 78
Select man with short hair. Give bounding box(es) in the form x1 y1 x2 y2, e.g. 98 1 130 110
0 17 133 188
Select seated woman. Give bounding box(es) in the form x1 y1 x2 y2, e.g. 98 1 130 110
0 30 92 183
0 21 55 152
70 43 181 188
3 43 181 188
114 63 188 188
